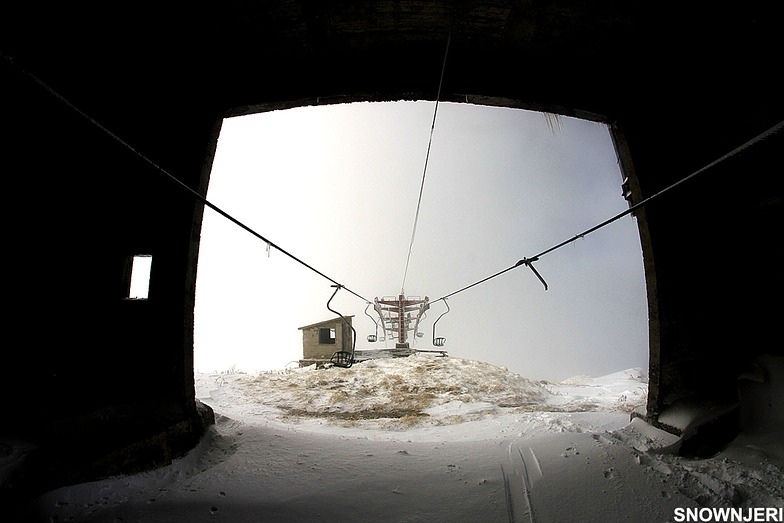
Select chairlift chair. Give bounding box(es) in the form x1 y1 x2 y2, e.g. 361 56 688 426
364 302 380 343
327 285 356 368
330 351 354 368
432 299 450 347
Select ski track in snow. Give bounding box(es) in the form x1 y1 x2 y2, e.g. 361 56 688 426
500 442 540 523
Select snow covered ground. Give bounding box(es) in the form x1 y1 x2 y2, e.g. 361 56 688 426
23 355 784 522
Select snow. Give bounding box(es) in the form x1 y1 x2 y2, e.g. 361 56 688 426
19 355 784 522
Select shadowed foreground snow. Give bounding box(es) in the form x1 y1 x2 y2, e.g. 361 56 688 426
25 355 784 522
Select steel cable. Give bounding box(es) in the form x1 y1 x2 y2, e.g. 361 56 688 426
433 119 783 303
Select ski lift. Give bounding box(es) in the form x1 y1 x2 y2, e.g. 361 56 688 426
415 312 427 339
327 285 356 368
515 257 549 291
364 302 379 343
432 298 450 347
330 350 354 368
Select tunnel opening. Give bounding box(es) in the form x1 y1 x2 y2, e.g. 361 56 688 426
193 100 649 424
3 3 780 513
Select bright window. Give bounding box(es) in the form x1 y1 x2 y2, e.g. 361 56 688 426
128 255 152 300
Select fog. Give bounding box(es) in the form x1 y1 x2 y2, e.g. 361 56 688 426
194 101 648 381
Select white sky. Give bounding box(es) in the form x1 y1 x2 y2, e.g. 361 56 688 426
194 101 648 381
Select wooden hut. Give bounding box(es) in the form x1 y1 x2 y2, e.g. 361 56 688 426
298 316 354 367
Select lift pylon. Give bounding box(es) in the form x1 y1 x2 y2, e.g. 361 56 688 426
374 294 430 348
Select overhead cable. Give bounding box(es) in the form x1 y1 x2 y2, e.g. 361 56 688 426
401 31 452 294
433 119 783 303
4 51 372 305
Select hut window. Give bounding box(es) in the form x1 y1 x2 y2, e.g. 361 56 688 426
319 328 336 344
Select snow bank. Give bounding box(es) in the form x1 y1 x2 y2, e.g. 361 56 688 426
195 355 645 432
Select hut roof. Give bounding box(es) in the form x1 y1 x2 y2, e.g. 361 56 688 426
298 316 355 331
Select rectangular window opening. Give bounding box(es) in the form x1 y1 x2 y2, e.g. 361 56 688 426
128 255 152 300
319 327 336 344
